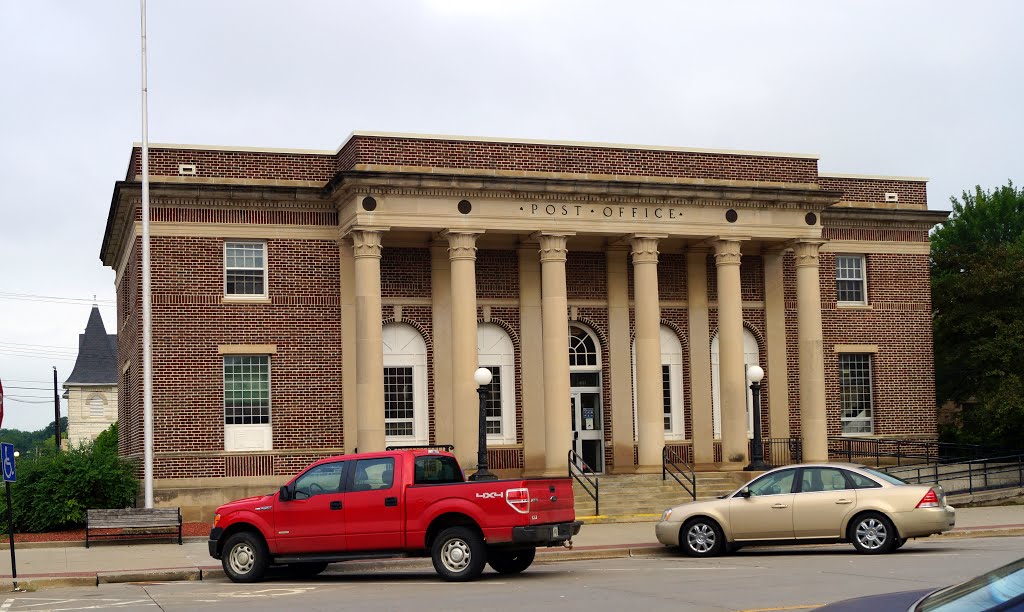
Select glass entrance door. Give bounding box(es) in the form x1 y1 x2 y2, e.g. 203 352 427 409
570 371 603 473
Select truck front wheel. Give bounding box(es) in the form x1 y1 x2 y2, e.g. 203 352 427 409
222 531 269 583
432 526 486 582
487 547 536 574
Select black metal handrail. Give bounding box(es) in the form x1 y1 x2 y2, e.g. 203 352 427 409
884 453 1024 496
827 436 1016 468
662 445 696 501
568 449 599 516
752 437 803 466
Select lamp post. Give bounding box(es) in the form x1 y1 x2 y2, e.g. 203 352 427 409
468 367 498 481
744 365 769 472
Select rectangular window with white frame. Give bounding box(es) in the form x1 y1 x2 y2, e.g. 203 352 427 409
223 355 272 451
835 254 867 305
839 353 873 435
224 241 267 297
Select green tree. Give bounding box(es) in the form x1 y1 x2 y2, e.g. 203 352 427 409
932 182 1024 449
0 417 68 454
0 423 137 533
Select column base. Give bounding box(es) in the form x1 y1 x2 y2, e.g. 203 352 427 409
716 461 748 472
633 464 662 475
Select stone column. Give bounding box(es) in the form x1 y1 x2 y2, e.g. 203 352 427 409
444 230 482 469
631 235 667 470
351 228 387 453
536 232 573 475
686 246 714 466
793 240 828 462
713 238 748 466
763 247 791 441
431 242 454 449
339 238 358 453
519 244 546 474
606 247 634 473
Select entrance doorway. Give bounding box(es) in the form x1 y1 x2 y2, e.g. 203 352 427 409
570 372 603 472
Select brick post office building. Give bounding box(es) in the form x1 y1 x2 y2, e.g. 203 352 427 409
100 132 946 518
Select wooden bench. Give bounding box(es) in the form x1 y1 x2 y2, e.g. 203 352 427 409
85 508 182 548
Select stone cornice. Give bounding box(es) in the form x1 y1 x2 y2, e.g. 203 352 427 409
822 207 949 230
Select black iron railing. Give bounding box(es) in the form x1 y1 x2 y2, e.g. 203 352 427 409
568 449 599 516
385 444 455 452
884 453 1024 496
748 437 802 467
662 445 696 501
827 437 1015 467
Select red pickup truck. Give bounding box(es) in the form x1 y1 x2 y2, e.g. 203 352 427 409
209 448 581 582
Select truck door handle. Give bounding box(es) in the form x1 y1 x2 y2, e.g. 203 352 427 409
771 503 789 509
835 499 853 505
330 501 342 511
384 497 398 507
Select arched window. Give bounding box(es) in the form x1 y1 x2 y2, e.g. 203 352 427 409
632 325 686 441
568 325 599 367
382 323 428 446
87 395 106 419
711 328 760 439
477 323 516 445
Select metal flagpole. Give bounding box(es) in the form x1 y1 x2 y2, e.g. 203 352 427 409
140 0 154 509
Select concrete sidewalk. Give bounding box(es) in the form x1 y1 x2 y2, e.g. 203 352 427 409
1 505 1021 591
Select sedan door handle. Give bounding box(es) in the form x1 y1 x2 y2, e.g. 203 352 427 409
835 499 853 505
384 497 398 507
771 503 789 509
330 501 342 511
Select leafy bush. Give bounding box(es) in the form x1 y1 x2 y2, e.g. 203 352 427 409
0 424 138 533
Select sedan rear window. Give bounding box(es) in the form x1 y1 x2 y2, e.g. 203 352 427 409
862 467 909 486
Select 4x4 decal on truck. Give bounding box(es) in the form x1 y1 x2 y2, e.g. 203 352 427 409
475 491 504 499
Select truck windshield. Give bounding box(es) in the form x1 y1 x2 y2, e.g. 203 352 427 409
414 456 464 484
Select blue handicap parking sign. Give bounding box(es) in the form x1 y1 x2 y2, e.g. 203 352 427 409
1 443 15 482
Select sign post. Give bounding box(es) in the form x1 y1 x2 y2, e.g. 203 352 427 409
2 442 17 587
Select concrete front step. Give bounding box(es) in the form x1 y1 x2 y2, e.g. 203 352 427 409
571 471 744 516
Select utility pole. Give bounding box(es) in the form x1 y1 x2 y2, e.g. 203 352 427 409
52 367 60 451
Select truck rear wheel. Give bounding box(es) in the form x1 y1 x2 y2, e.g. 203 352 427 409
432 526 486 582
222 531 269 583
487 547 536 574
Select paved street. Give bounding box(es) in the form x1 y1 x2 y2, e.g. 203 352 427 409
1 535 1021 611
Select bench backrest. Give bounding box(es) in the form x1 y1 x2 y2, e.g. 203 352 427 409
87 508 180 527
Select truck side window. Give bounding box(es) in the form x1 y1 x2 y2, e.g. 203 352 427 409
352 458 396 492
414 456 464 485
293 461 345 499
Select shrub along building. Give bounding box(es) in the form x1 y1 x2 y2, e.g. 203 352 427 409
100 132 947 518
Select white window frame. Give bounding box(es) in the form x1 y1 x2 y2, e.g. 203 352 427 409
711 328 760 439
223 354 273 452
382 323 428 446
835 254 867 306
632 325 686 441
224 240 268 299
477 323 516 445
839 353 874 435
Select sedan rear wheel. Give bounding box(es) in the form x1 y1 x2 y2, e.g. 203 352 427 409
681 518 725 558
850 512 897 554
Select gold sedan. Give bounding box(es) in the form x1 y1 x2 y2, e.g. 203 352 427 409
656 463 955 557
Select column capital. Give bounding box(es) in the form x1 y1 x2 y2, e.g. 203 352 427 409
441 229 483 261
531 232 573 263
629 234 666 264
349 227 388 259
711 237 749 267
790 239 827 268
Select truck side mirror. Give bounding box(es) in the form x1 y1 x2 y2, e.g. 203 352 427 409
279 485 293 502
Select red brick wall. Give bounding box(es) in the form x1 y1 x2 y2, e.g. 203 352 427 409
381 248 431 298
818 176 927 207
477 250 518 299
567 252 607 300
127 148 334 182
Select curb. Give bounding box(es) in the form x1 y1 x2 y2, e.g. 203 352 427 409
98 568 202 584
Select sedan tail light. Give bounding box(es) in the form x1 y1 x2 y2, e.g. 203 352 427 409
916 488 940 508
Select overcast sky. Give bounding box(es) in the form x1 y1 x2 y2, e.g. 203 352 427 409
1 1 1021 431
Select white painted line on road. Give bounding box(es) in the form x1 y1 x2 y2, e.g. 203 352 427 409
1 600 12 610
6 599 157 611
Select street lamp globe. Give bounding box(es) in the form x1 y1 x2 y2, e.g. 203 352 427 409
473 367 492 387
746 365 764 383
